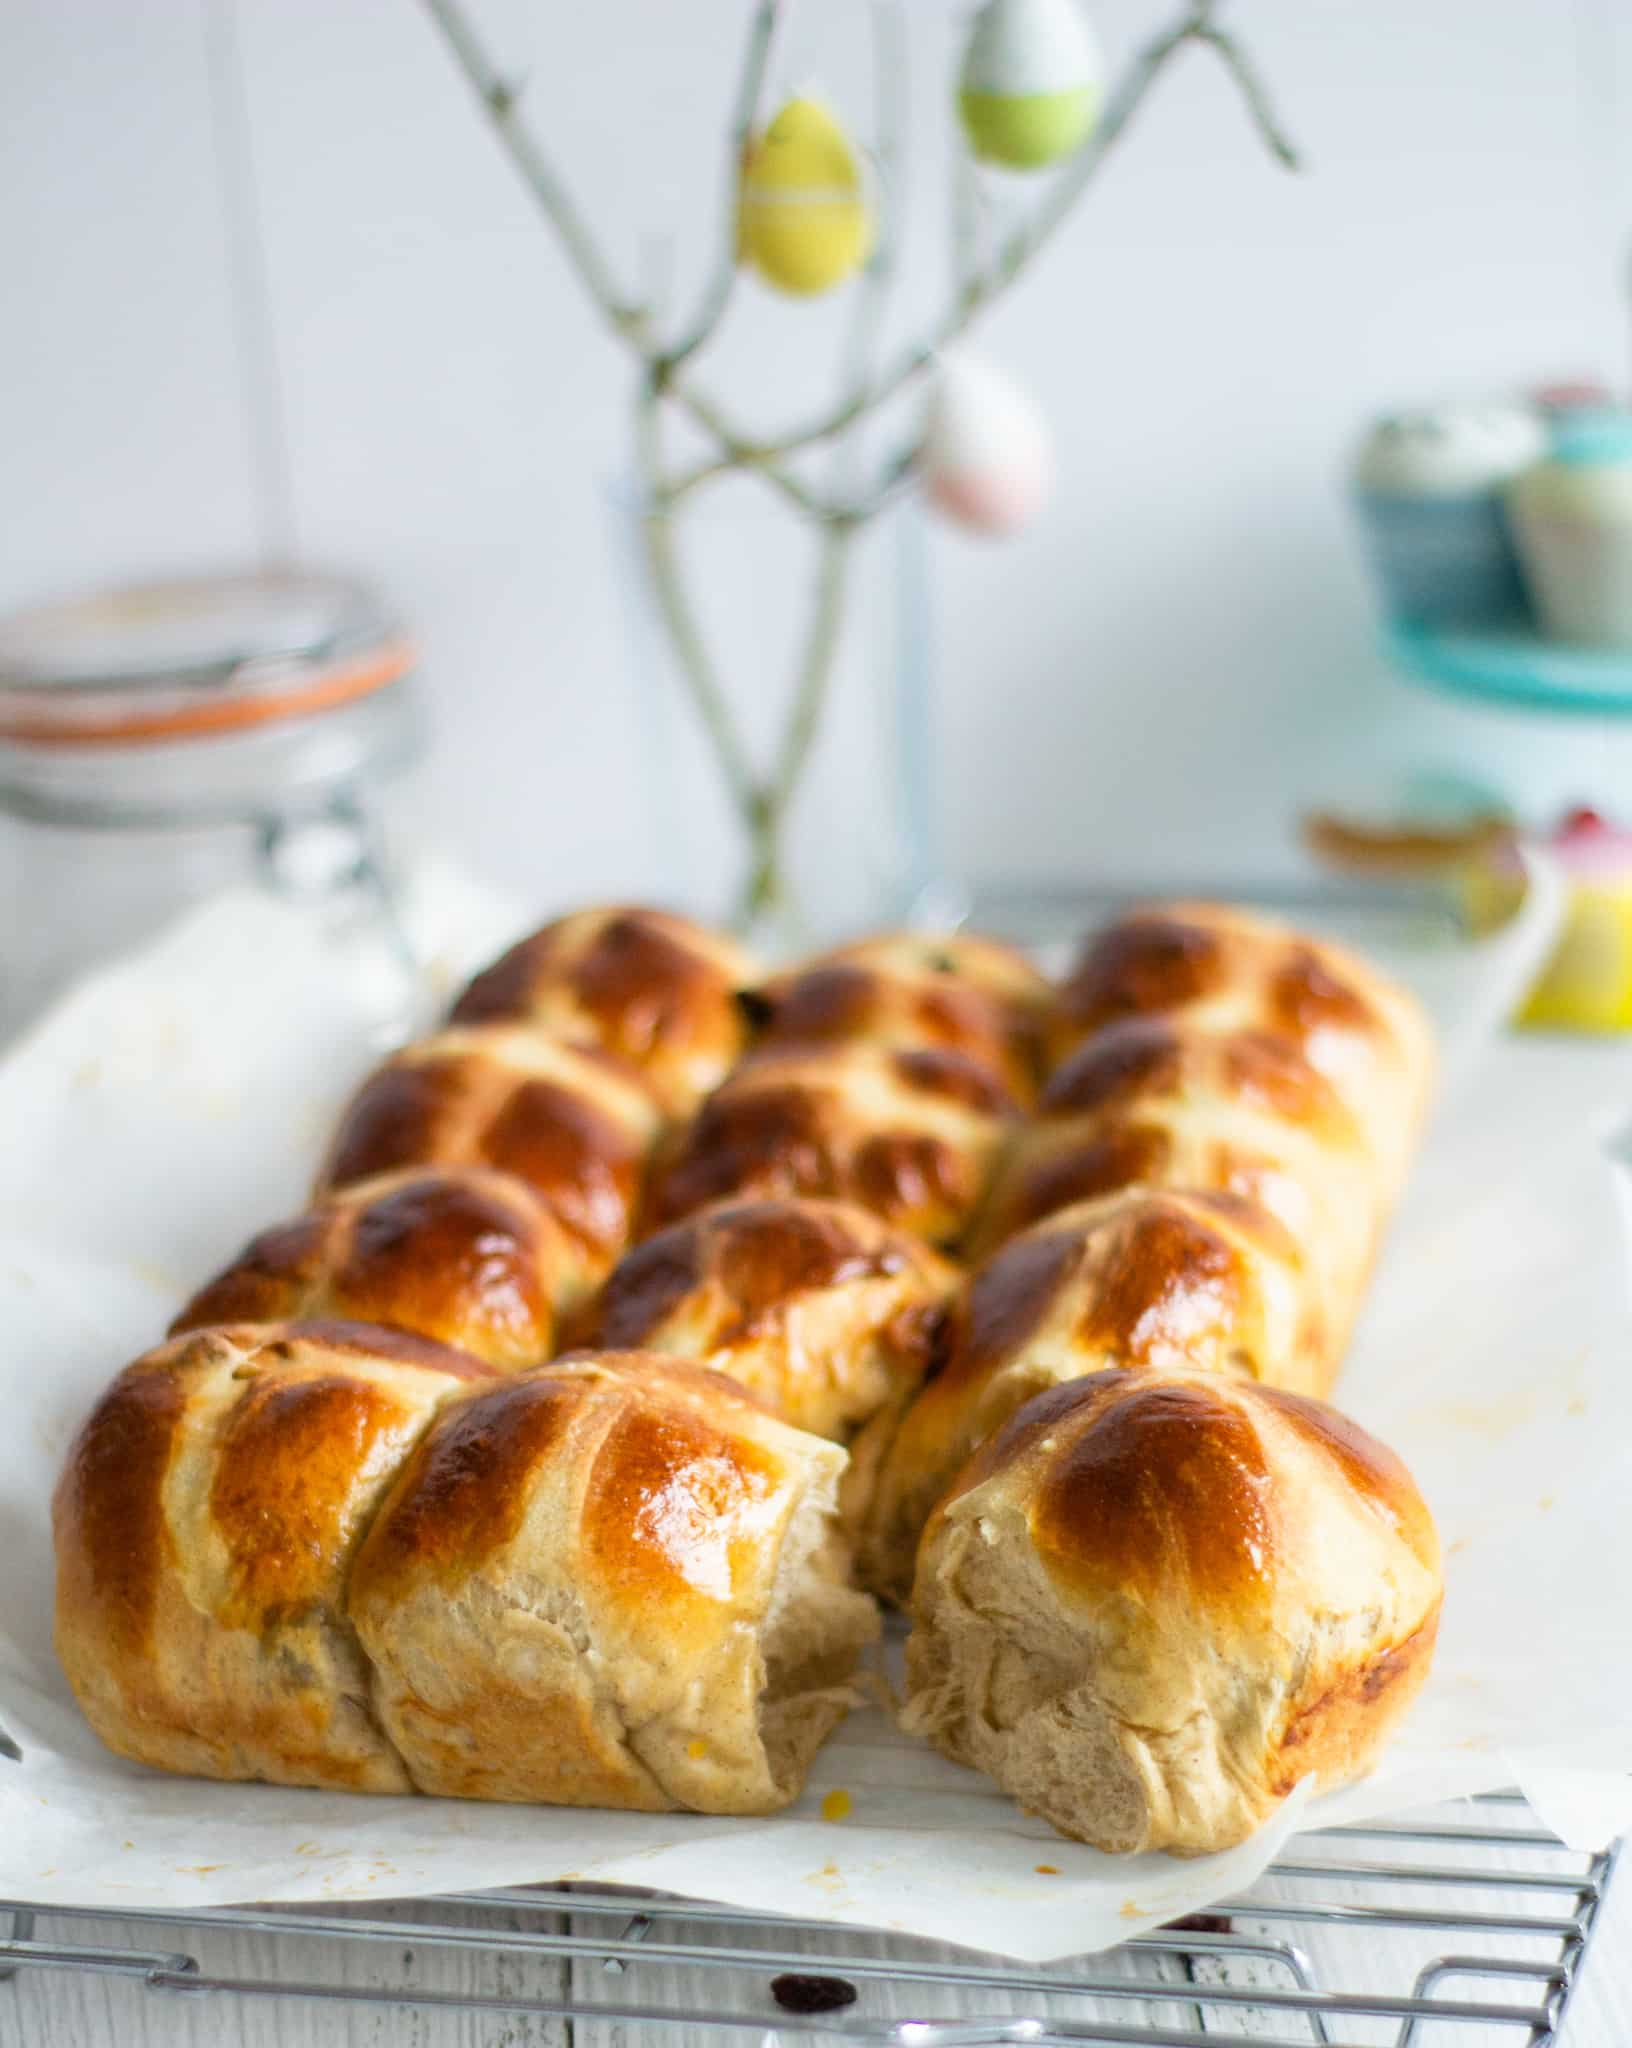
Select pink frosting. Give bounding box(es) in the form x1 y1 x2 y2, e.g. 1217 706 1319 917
1551 810 1632 880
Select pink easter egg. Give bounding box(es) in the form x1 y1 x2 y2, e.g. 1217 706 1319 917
922 352 1053 537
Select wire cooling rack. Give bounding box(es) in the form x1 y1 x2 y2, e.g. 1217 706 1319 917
0 1792 1617 2046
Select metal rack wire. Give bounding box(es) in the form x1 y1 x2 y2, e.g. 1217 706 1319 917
0 1792 1617 2045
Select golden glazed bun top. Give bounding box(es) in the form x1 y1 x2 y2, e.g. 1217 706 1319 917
905 1365 1442 1855
320 1024 663 1269
648 1043 1018 1249
450 906 760 1115
347 1350 878 1814
1052 901 1432 1160
51 1320 496 1793
851 1186 1318 1604
173 1166 591 1369
587 1194 957 1441
753 930 1051 1103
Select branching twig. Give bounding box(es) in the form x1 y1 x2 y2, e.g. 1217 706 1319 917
724 0 1302 469
829 0 908 484
422 0 648 339
951 140 980 305
668 386 833 518
740 521 856 922
423 0 831 516
423 0 1300 923
634 378 762 824
1192 20 1302 168
663 0 783 372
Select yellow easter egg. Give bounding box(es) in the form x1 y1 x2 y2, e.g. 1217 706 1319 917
737 96 871 297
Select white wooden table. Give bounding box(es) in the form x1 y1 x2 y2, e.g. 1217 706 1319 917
5 1834 1627 2046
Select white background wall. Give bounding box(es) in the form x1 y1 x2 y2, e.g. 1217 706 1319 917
6 0 1632 916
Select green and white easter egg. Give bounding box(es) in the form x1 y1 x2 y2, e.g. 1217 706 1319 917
959 0 1102 171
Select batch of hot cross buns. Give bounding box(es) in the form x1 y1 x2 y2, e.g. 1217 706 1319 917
53 901 1444 1857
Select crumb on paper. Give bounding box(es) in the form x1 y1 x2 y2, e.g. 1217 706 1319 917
821 1788 852 1823
1035 1864 1060 1875
1538 1494 1556 1511
1568 1395 1589 1415
1447 1537 1470 1556
1424 1389 1538 1441
1120 1900 1143 1919
178 1864 224 1876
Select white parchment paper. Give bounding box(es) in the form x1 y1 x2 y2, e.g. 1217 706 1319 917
0 873 1629 1963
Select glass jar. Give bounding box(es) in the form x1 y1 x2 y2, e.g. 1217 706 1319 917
0 569 424 1041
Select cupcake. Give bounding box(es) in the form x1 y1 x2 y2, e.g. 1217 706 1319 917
1351 402 1546 630
1507 409 1632 649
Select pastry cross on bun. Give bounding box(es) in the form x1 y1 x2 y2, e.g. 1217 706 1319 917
851 1187 1316 1604
1050 902 1432 1190
173 1165 591 1369
320 1024 663 1273
903 1367 1442 1856
51 1320 496 1794
975 1016 1369 1250
348 1351 878 1814
754 931 1051 1105
449 905 759 1116
968 1018 1388 1376
649 1042 1018 1249
586 1195 958 1442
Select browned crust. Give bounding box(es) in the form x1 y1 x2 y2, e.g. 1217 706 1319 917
173 1168 573 1368
1271 1607 1442 1796
450 907 756 1111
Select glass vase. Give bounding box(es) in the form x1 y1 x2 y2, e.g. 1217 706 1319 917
610 472 946 952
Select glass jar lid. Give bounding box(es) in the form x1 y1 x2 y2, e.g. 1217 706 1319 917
0 569 415 748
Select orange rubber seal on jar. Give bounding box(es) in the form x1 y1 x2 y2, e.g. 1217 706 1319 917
0 638 416 747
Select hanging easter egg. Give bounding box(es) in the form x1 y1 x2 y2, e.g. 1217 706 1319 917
959 0 1103 171
737 95 872 297
922 352 1053 536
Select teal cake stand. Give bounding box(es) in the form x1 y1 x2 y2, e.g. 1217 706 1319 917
1384 620 1632 717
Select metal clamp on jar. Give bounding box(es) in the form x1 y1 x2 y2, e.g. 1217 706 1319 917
0 569 423 1041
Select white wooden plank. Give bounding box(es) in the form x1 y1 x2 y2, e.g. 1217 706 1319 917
1 1901 567 2048
1 1810 1624 2045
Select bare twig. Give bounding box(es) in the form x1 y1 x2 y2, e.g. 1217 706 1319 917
424 0 831 516
663 0 783 372
951 141 980 305
831 0 908 458
1193 20 1302 168
740 521 855 922
422 0 647 339
423 0 1300 921
829 0 909 513
852 435 921 520
738 0 1302 466
669 386 833 518
634 378 762 825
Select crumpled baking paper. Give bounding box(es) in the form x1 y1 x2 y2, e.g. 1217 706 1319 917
0 869 1628 1963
